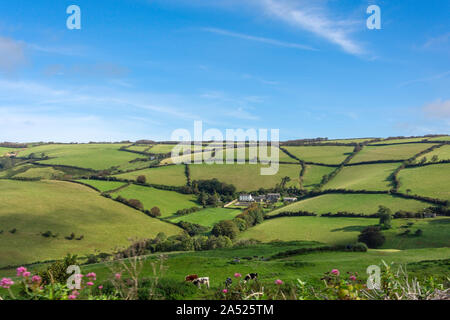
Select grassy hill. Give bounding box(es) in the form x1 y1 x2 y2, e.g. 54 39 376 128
282 146 354 164
0 180 181 267
349 143 435 163
169 207 243 228
19 144 144 170
114 165 187 186
267 193 431 216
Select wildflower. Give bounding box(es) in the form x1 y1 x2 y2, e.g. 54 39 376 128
16 266 27 277
331 269 340 276
275 279 283 285
234 273 241 278
72 290 80 296
68 295 77 300
349 275 357 281
86 281 94 286
1 278 14 289
222 289 228 293
87 272 96 280
31 275 42 283
23 271 31 277
98 285 103 290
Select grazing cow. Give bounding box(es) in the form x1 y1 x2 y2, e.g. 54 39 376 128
244 273 258 283
225 277 232 288
193 277 210 289
185 274 198 282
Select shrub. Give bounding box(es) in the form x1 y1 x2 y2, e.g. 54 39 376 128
136 175 147 184
358 226 385 248
351 242 368 252
38 254 78 285
150 206 161 217
415 229 423 236
128 199 144 210
211 220 239 239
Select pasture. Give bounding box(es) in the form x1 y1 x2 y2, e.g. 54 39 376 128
369 138 429 145
426 136 450 141
76 179 127 193
349 143 436 163
169 207 243 228
282 146 354 165
0 180 181 268
189 163 301 192
19 144 145 170
301 165 335 190
397 164 450 200
114 165 187 186
240 216 450 249
14 166 65 180
148 144 176 154
267 193 431 216
110 184 198 217
324 163 399 191
416 145 450 163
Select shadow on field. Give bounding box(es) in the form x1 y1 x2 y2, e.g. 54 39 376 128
330 225 368 233
428 218 450 225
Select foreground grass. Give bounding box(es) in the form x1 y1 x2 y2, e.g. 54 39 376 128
114 165 187 186
0 180 181 268
267 193 431 216
324 163 399 191
398 163 450 200
19 144 144 170
110 184 198 217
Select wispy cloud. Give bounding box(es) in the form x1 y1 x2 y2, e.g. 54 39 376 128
201 27 316 51
398 70 450 87
258 0 364 56
423 99 450 120
423 32 450 49
0 36 26 74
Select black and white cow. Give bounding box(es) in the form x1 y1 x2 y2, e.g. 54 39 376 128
193 277 210 289
244 273 258 283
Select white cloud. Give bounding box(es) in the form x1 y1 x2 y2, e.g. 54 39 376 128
0 36 26 74
258 0 364 55
201 27 316 51
423 99 450 120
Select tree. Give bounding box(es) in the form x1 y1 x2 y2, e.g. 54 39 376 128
150 206 161 217
128 199 144 210
378 205 392 229
211 220 239 239
431 155 439 162
358 226 385 248
197 192 207 207
207 192 221 207
136 175 147 184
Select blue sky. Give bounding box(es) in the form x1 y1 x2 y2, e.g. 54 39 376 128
0 0 449 142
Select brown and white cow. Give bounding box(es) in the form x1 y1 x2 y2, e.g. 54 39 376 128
185 274 198 282
192 277 210 289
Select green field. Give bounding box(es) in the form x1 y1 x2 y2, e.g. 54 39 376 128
169 207 243 228
240 216 450 249
76 179 127 192
114 165 187 186
125 145 151 152
301 165 335 190
0 147 19 156
14 166 65 179
282 146 354 165
0 180 181 267
317 138 375 144
350 143 435 163
426 136 450 141
189 163 301 191
148 144 176 154
110 184 198 217
267 193 431 216
416 145 450 163
398 164 450 200
324 163 399 191
369 138 429 145
19 144 144 170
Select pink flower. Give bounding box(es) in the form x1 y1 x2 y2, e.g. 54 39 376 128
1 278 14 289
22 271 31 277
115 273 121 280
222 289 228 293
234 273 241 278
31 275 42 283
86 281 94 286
349 275 357 281
86 272 96 280
275 279 283 285
68 295 77 300
331 269 340 276
16 266 27 277
98 285 103 290
72 290 80 296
